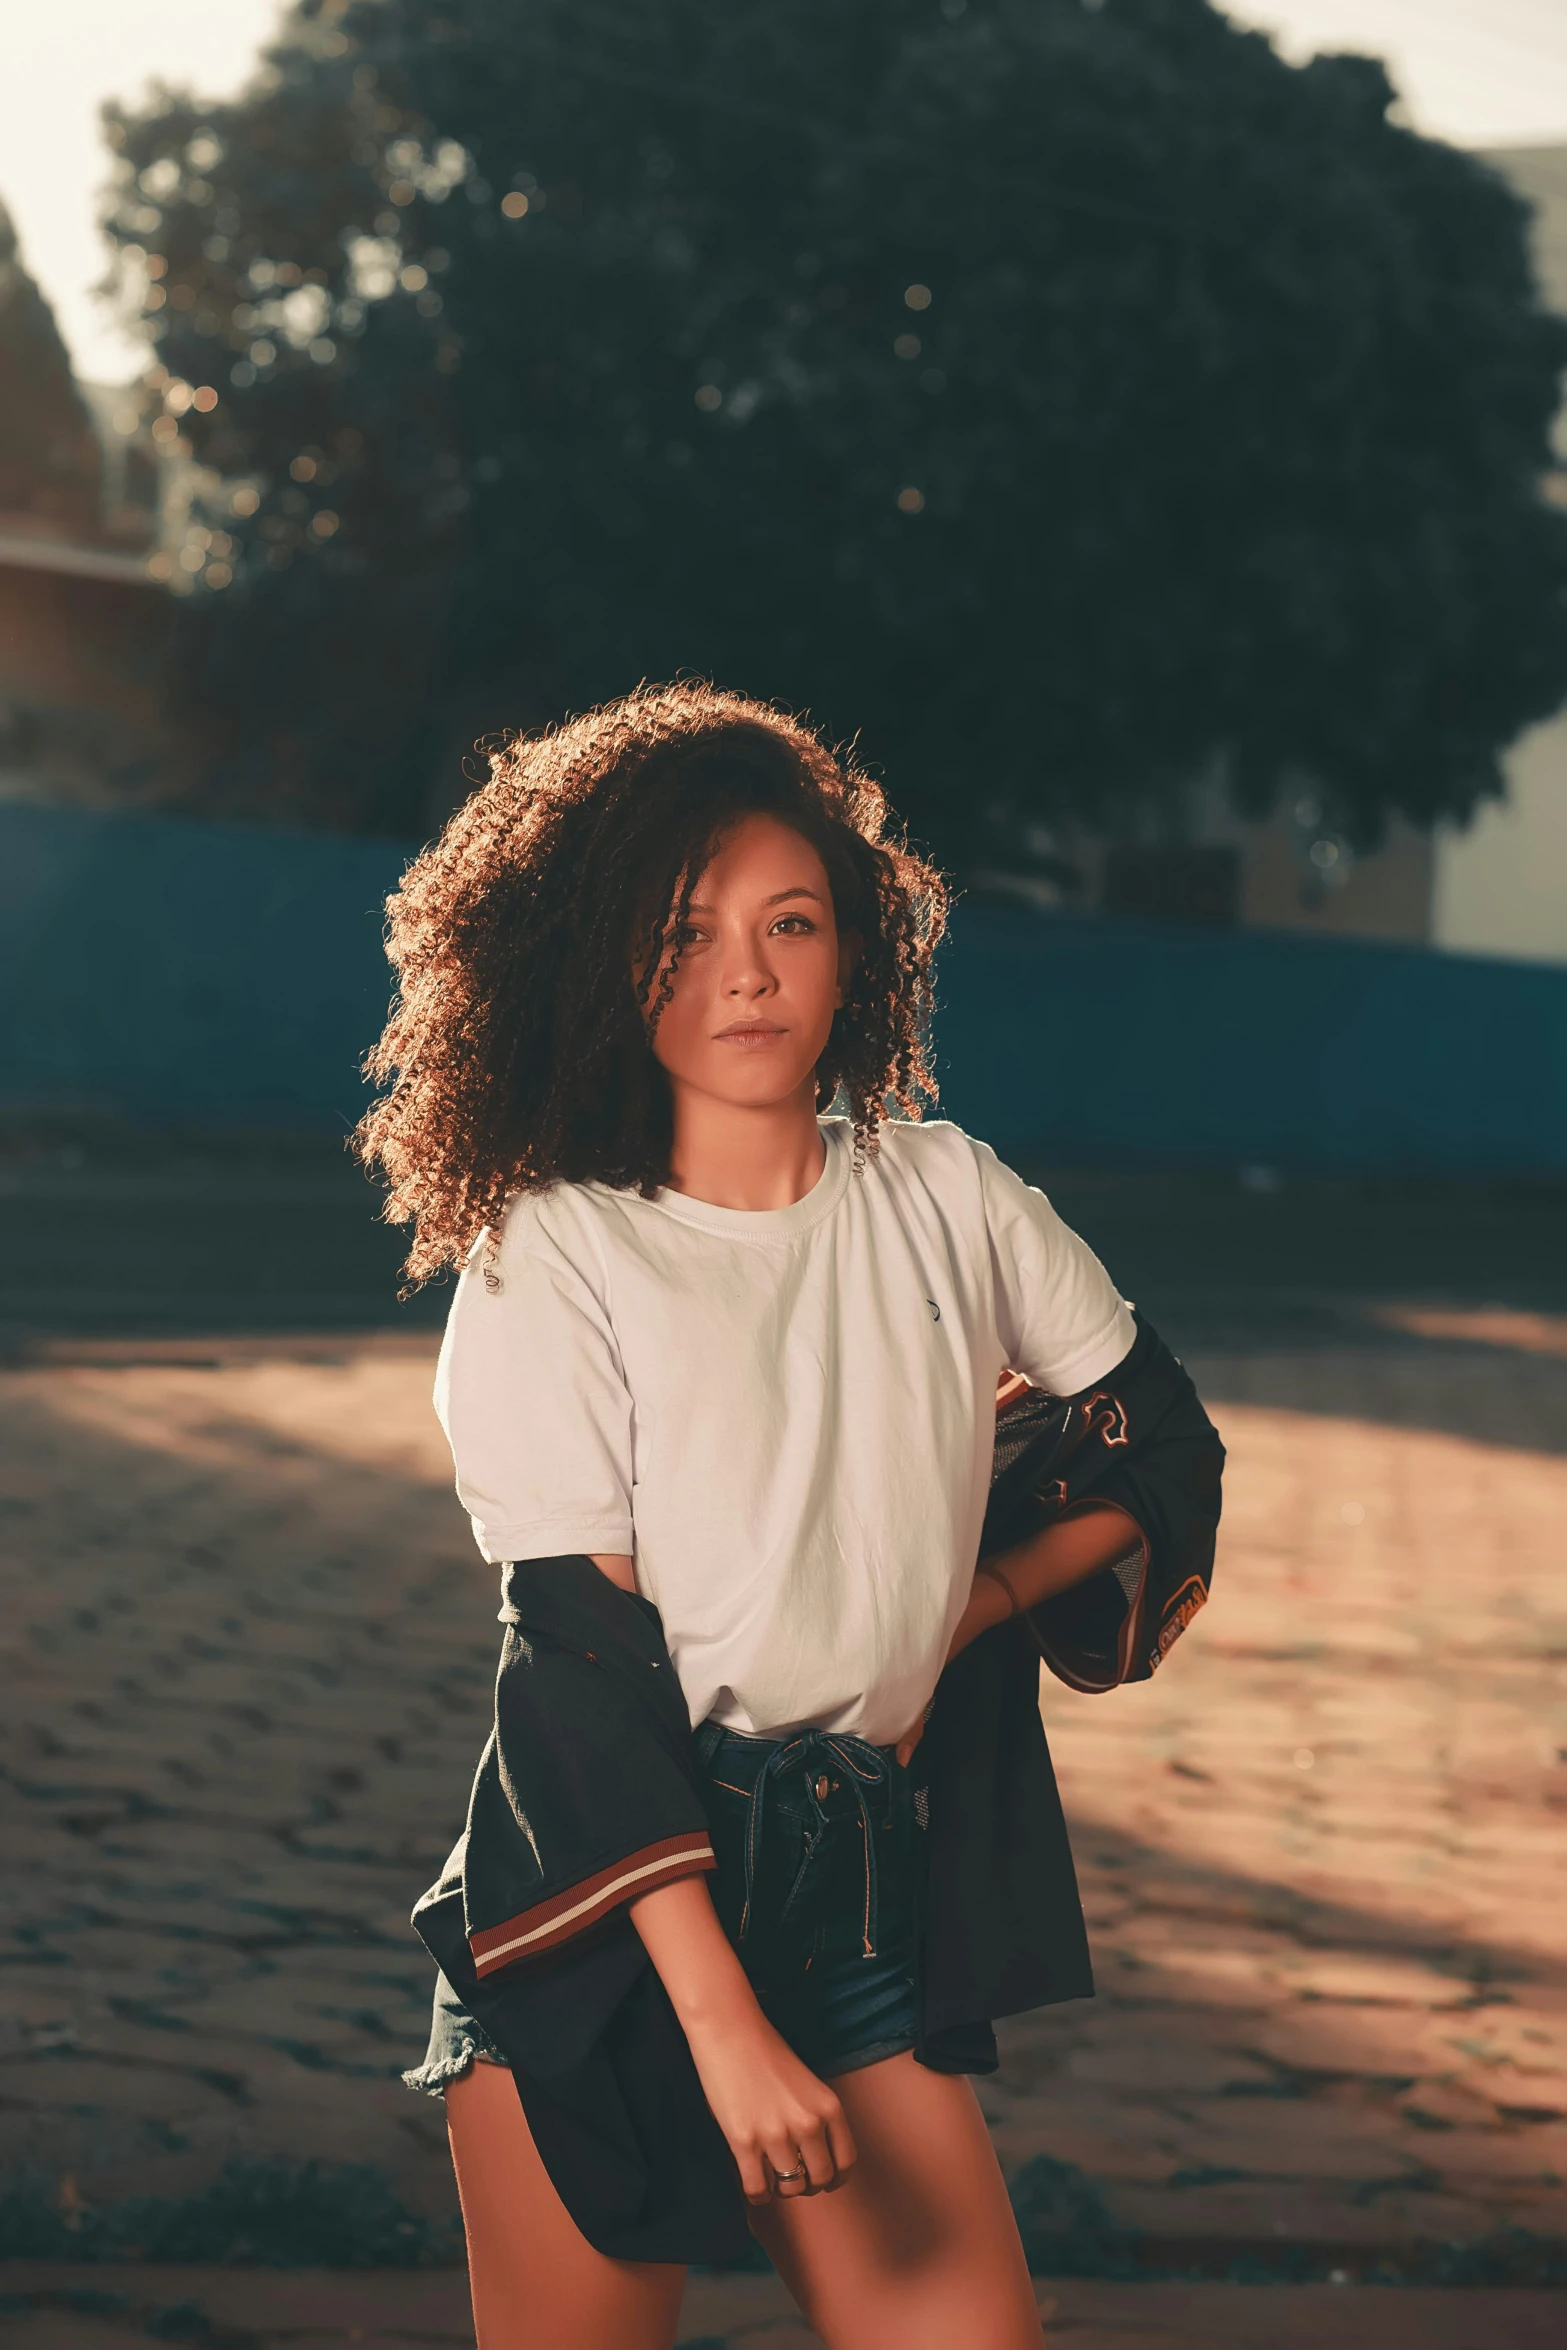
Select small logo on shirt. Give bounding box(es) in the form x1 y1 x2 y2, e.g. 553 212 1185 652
926 1297 941 1322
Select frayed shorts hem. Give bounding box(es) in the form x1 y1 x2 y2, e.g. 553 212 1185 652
400 2021 916 2101
401 2004 510 2099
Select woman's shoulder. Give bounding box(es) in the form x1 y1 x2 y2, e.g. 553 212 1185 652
871 1115 991 1179
482 1175 623 1272
869 1118 1044 1233
865 1116 1004 1208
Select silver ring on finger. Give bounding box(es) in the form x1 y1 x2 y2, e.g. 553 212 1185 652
773 2155 809 2184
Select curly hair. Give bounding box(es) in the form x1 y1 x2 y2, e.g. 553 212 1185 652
355 681 949 1283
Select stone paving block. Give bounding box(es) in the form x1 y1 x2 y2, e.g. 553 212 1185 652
1039 2283 1567 2348
0 2318 153 2350
1060 2043 1276 2096
0 2059 244 2123
1101 2176 1496 2247
985 2118 1188 2184
1409 2125 1567 2184
1236 2006 1437 2078
1396 2080 1502 2130
1484 2080 1567 2122
0 2267 476 2340
1426 2059 1567 2119
1096 1957 1291 2011
996 2096 1149 2159
1157 2126 1419 2188
1267 1954 1477 2006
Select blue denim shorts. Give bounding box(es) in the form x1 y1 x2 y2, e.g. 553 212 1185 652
405 1723 924 2096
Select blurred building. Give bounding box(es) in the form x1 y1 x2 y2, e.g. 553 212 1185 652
0 191 193 811
0 377 191 812
1432 145 1567 969
972 800 1438 946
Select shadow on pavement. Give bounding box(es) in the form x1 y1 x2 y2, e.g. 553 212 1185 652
1 1343 1562 2283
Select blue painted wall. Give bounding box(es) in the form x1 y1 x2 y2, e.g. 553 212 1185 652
1 803 407 1133
933 903 1567 1172
4 803 1564 1169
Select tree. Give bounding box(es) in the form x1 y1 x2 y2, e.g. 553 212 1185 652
0 197 101 534
102 0 1567 856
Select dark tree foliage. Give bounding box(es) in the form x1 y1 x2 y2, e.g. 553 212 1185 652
101 0 1567 849
0 198 101 534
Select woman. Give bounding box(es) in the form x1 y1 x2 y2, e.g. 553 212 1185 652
358 683 1222 2350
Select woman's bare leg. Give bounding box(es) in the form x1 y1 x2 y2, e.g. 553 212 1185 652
445 2063 686 2350
751 2052 1044 2350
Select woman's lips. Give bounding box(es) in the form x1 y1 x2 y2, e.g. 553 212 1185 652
714 1023 786 1044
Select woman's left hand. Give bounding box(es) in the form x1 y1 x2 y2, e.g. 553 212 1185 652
895 1502 1147 1770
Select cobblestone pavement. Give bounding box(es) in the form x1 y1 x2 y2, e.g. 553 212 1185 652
1 2264 1565 2350
1 1314 1564 2340
1002 1326 1567 2262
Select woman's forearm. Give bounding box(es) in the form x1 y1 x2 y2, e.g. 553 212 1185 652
629 1874 857 2202
946 1500 1146 1664
628 1872 761 2033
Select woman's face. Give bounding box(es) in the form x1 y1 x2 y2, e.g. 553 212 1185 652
645 813 855 1115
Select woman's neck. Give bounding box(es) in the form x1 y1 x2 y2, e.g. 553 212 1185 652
664 1081 826 1211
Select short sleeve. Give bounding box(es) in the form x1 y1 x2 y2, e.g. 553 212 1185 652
972 1137 1137 1396
433 1201 635 1566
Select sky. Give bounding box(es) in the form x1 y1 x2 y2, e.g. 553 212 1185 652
3 0 1566 387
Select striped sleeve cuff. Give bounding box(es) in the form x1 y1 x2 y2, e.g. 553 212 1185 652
468 1831 717 1976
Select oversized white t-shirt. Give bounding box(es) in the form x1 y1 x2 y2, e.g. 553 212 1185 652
434 1117 1134 1745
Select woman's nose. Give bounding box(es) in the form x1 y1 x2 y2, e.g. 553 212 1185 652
722 937 776 995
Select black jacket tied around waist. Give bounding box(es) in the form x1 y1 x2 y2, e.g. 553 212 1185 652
410 1313 1224 2262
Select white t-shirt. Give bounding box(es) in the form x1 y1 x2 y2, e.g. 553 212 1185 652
434 1117 1134 1745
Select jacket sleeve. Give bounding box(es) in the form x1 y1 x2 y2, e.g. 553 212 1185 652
414 1557 716 1986
980 1316 1224 1693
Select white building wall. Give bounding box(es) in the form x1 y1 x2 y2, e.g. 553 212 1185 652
1431 144 1567 968
1432 713 1567 965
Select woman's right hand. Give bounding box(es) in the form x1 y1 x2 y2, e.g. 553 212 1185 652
628 1872 856 2202
685 2009 856 2204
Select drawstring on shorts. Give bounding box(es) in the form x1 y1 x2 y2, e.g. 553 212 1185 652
695 1723 896 1959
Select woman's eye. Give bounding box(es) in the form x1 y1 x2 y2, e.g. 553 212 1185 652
771 914 815 935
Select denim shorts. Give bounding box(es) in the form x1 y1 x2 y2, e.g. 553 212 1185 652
405 1723 924 2096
